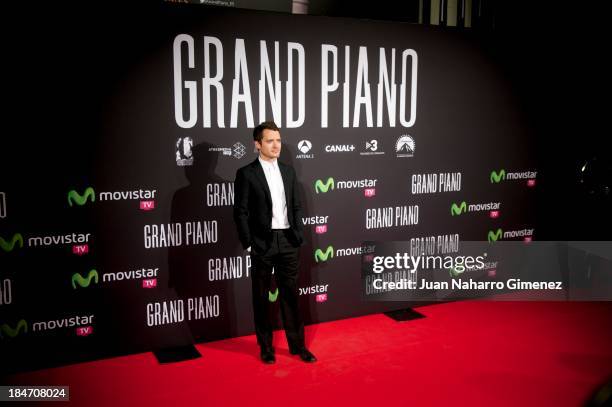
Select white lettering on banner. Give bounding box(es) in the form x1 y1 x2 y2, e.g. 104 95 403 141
146 297 221 326
302 216 329 225
187 295 220 320
27 233 91 247
144 221 218 249
208 256 251 281
0 192 6 218
173 35 415 128
173 35 305 128
206 183 234 206
366 206 419 229
299 284 329 295
98 190 157 201
144 224 182 249
409 234 460 256
146 301 184 326
32 315 94 332
0 279 12 305
322 45 417 128
103 268 159 282
412 173 461 194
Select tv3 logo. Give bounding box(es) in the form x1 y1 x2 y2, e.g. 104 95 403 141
0 192 6 219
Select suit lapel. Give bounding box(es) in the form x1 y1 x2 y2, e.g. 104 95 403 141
252 159 272 207
279 162 291 203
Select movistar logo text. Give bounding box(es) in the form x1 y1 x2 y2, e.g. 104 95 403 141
0 233 24 252
72 270 99 289
314 246 334 262
490 170 506 183
314 178 335 194
268 288 278 302
68 187 95 207
488 229 503 242
451 201 467 216
0 320 28 339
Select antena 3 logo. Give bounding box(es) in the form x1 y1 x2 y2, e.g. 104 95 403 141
314 177 377 194
68 187 157 210
490 169 537 185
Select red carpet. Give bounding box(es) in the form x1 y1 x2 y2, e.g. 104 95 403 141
5 301 612 406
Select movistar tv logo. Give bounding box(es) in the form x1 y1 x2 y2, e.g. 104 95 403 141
68 187 95 207
451 201 467 216
0 233 24 252
315 178 335 193
488 229 503 242
72 270 99 289
490 170 506 183
268 288 278 302
0 320 28 339
314 246 334 262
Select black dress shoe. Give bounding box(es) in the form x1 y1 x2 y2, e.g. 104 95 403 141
260 348 275 364
290 348 317 363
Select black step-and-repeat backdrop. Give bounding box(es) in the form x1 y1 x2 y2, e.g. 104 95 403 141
0 3 537 373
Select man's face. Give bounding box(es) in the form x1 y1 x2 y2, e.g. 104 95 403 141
256 129 281 160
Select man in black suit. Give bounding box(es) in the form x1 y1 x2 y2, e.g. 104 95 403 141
233 121 316 364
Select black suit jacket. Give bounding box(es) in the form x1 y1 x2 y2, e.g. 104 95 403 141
233 158 304 253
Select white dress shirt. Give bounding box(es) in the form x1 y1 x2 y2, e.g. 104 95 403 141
259 156 290 229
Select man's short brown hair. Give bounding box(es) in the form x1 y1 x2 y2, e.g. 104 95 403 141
253 121 280 142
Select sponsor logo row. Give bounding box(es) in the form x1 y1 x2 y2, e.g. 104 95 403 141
176 135 416 166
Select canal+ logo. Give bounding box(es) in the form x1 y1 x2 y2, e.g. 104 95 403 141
67 186 157 210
